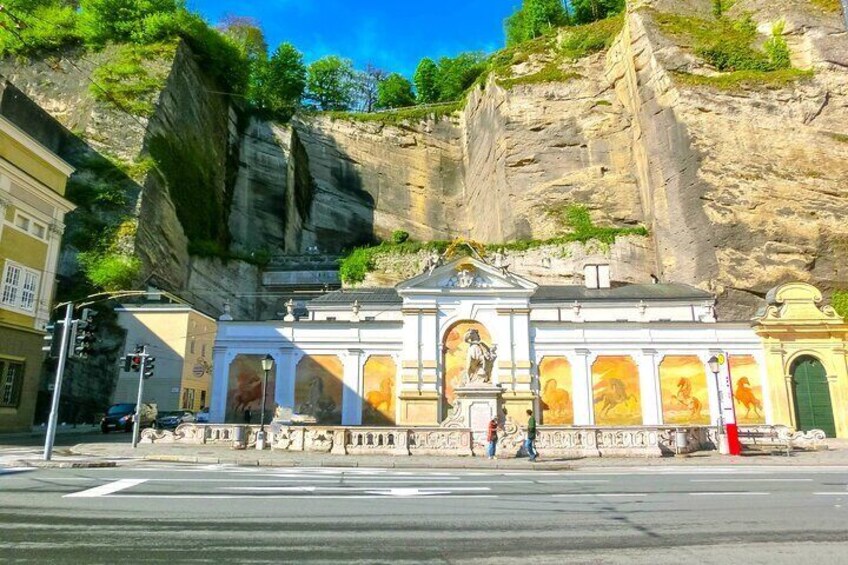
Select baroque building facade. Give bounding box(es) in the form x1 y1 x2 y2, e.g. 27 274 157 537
210 256 848 438
0 95 75 432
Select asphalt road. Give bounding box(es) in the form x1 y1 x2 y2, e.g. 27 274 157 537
1 463 847 564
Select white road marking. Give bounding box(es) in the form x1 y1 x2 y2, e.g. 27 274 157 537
690 478 814 483
688 492 770 496
813 492 848 496
220 486 491 493
104 494 498 500
0 467 33 474
64 479 147 498
552 493 647 498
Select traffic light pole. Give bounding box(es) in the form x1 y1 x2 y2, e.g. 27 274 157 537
43 302 73 461
131 348 147 449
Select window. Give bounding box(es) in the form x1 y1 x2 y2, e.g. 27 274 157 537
11 212 47 241
182 388 196 410
0 360 24 407
1 262 40 312
200 390 207 409
201 344 206 358
190 339 195 354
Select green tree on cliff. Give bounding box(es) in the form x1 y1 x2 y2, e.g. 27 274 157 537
78 0 185 45
252 42 307 119
435 52 487 101
570 0 626 25
413 57 440 103
376 73 415 109
505 0 570 45
218 15 267 63
306 55 356 111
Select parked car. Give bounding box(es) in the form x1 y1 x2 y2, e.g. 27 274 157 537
100 403 157 433
195 407 210 423
153 410 196 430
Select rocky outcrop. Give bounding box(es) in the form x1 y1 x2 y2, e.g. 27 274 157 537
606 0 848 318
290 114 465 251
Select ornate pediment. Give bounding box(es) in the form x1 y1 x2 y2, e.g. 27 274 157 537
755 282 844 324
397 257 537 293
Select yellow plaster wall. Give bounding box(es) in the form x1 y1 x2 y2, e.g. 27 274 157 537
179 311 216 411
1 228 49 269
0 131 68 195
399 392 439 425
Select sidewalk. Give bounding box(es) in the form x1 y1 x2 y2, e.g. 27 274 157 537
0 424 100 440
63 439 848 470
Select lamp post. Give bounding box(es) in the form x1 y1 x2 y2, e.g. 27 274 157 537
256 354 274 450
708 355 729 455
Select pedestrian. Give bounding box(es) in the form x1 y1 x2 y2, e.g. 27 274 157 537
525 408 538 462
487 416 499 459
244 407 252 424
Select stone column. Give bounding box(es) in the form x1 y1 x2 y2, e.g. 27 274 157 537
700 352 722 427
639 350 662 425
342 350 363 426
573 349 595 425
210 347 230 423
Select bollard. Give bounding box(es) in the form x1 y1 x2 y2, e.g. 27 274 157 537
675 428 689 454
233 425 246 450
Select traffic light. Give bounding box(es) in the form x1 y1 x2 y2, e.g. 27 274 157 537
143 357 156 379
42 322 63 358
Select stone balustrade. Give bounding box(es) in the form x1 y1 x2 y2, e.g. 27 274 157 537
140 423 722 457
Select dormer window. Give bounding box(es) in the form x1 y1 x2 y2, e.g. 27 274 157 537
584 264 610 289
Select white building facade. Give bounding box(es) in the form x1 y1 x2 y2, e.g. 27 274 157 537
210 257 771 430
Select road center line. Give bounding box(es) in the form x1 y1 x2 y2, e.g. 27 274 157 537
64 479 148 498
220 486 491 492
813 492 848 496
690 479 813 483
552 493 647 498
688 492 770 496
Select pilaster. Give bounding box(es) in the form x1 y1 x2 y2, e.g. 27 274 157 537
639 350 662 425
342 350 363 425
573 349 595 425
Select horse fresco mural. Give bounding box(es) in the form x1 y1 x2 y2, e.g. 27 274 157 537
294 355 344 425
592 356 642 425
659 356 710 425
225 354 275 423
730 355 766 424
538 356 573 425
362 355 397 426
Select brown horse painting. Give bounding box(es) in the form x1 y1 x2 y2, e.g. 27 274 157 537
674 377 703 419
734 377 763 418
593 378 635 418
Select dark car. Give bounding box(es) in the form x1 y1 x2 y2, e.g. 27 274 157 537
100 403 157 433
153 410 196 430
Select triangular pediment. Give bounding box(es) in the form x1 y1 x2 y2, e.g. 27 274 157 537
397 256 537 293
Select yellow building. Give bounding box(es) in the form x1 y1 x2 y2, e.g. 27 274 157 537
754 283 848 438
0 86 75 432
113 301 216 413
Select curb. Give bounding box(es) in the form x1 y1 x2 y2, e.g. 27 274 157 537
139 454 574 471
23 459 117 469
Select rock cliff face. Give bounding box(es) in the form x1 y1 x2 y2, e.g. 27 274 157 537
2 0 846 322
286 0 848 319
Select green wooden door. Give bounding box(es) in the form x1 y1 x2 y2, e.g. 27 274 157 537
792 357 836 438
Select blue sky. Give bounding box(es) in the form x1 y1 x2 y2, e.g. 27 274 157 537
188 0 521 77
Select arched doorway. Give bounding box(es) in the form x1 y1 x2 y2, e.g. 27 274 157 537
791 356 836 438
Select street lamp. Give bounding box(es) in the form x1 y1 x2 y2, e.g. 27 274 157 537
708 355 729 455
256 354 274 450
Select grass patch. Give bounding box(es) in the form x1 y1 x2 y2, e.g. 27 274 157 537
321 101 464 125
91 42 177 117
833 290 848 319
809 0 842 12
497 63 582 88
671 68 813 90
559 14 625 59
825 132 848 143
338 205 648 284
489 14 623 89
651 10 790 72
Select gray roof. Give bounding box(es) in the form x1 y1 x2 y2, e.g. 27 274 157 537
308 288 402 306
531 284 713 303
307 284 711 307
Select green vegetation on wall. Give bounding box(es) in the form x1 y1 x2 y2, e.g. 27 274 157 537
338 205 649 284
652 10 809 90
834 291 848 319
91 42 177 116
